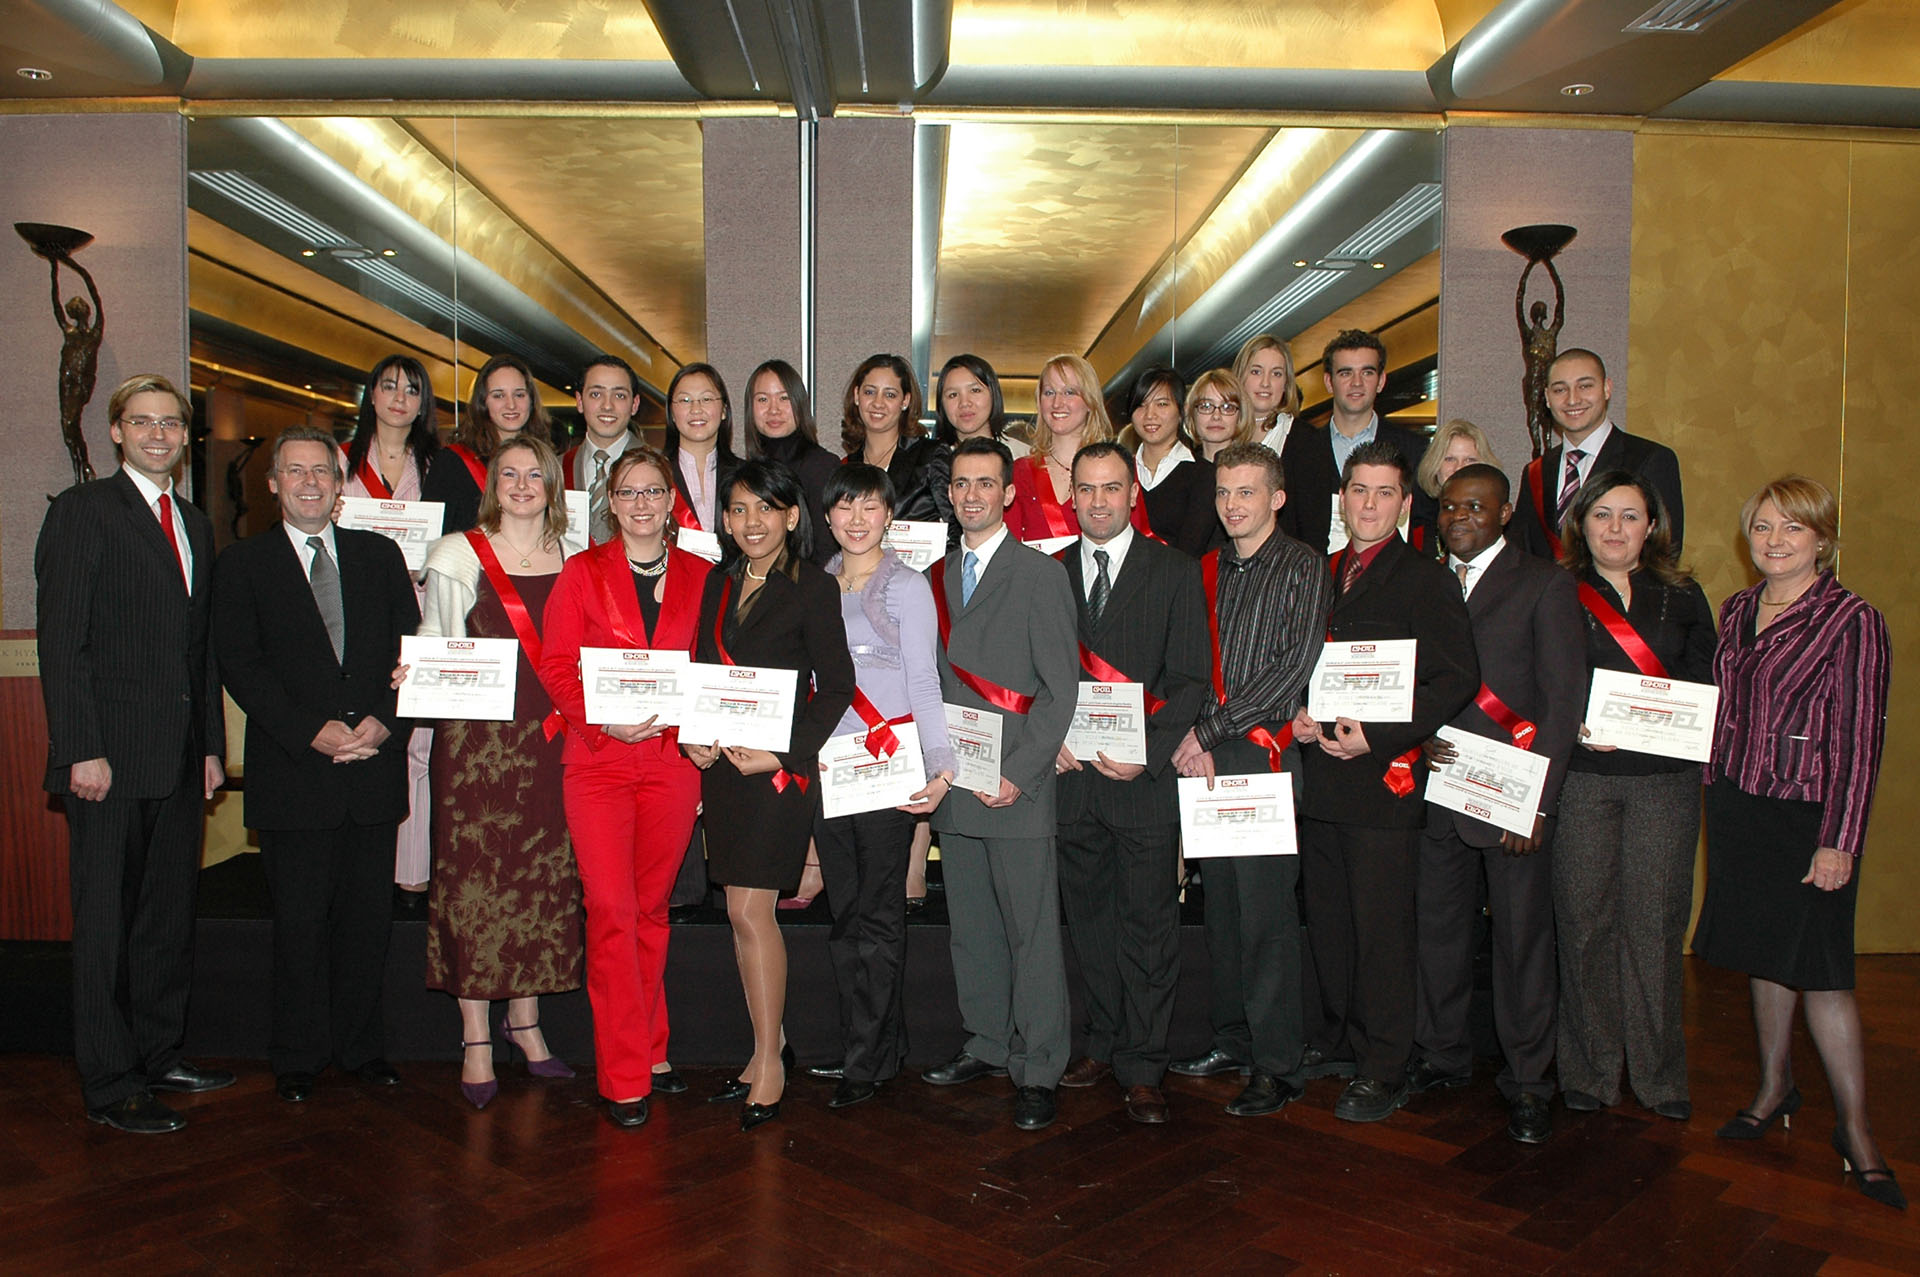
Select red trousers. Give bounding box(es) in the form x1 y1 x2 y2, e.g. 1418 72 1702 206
564 742 700 1101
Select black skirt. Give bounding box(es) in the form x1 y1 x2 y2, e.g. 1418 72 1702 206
1693 776 1857 990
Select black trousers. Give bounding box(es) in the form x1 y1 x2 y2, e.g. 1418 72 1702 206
1301 817 1419 1085
814 806 913 1082
64 746 202 1109
1057 812 1181 1086
259 820 396 1077
1415 822 1558 1098
667 818 711 909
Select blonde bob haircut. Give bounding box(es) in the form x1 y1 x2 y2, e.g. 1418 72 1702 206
1037 354 1115 445
1416 418 1505 498
1231 334 1302 422
1185 369 1255 448
1740 474 1840 575
475 434 569 547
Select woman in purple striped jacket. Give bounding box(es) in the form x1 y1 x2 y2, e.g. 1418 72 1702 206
1692 475 1901 1211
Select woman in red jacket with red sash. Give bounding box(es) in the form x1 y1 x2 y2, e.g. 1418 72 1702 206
541 446 711 1130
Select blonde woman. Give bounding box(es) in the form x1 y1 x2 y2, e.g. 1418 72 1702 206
1411 419 1504 557
1008 354 1150 543
1233 335 1302 455
1186 369 1254 463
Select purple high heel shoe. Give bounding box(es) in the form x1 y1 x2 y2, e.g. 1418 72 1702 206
461 1039 497 1109
501 1019 575 1079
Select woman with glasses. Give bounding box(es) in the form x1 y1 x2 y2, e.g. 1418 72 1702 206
840 353 952 529
744 359 838 565
540 447 714 1129
1007 353 1152 544
1186 369 1255 464
1119 366 1218 557
663 363 738 557
1233 335 1302 456
423 354 555 533
933 353 1027 459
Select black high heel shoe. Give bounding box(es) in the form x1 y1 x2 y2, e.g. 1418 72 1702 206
1715 1086 1801 1140
1833 1127 1907 1210
708 1043 796 1105
740 1100 781 1131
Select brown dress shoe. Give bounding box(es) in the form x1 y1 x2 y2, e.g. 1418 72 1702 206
1124 1085 1169 1124
1059 1057 1113 1089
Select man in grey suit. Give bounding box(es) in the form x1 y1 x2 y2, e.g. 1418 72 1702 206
921 437 1080 1131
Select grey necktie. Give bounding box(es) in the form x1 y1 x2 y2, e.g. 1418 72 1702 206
1455 561 1472 595
1089 548 1111 626
307 535 345 662
961 550 979 606
589 448 611 543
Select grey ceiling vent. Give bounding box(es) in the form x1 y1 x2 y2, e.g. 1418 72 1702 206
1625 0 1747 35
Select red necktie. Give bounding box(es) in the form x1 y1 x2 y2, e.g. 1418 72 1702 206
157 492 187 589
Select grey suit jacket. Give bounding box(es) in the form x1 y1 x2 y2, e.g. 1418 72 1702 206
928 535 1079 839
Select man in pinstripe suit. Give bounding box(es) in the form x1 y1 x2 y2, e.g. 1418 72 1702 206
36 373 233 1134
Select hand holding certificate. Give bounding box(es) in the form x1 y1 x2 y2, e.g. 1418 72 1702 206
396 634 518 721
1423 725 1550 838
580 647 688 726
1583 669 1719 762
1179 774 1297 858
336 498 444 572
943 702 1003 795
819 722 927 818
677 662 797 752
1063 681 1147 766
1307 639 1417 723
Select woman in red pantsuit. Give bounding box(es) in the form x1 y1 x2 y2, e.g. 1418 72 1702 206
540 446 711 1129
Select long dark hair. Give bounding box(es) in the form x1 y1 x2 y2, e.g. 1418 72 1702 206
721 458 812 573
840 353 926 456
743 359 819 457
932 353 1007 446
1560 468 1690 586
663 362 739 469
1114 365 1194 454
456 353 554 457
346 354 438 480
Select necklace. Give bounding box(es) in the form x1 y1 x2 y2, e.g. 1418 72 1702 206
494 530 542 569
1759 581 1813 608
744 563 769 582
839 562 879 593
628 553 666 578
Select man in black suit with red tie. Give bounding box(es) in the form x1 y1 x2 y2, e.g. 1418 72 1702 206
214 426 419 1103
1510 348 1684 559
36 374 234 1134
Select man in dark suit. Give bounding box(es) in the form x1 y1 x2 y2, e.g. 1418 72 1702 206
1292 440 1478 1123
1279 329 1431 556
36 374 234 1134
1411 465 1583 1144
562 354 641 545
921 438 1079 1132
1052 443 1210 1125
213 426 419 1103
1510 348 1685 558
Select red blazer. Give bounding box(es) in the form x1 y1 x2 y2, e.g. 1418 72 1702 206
1006 451 1153 543
540 539 711 767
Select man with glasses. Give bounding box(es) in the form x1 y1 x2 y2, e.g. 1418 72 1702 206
36 374 232 1133
563 355 643 544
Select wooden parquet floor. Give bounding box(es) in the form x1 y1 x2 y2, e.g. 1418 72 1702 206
2 957 1916 1274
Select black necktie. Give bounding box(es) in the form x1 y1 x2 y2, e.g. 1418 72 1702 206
1089 548 1111 626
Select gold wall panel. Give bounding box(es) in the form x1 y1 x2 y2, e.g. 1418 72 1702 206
949 0 1448 70
407 116 705 366
1721 0 1920 90
167 0 670 61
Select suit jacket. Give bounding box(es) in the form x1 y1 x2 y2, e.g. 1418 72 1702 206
1056 535 1212 827
667 445 738 535
1429 540 1584 847
928 536 1079 839
1511 427 1685 559
35 470 224 797
1299 535 1478 828
212 524 419 831
880 435 954 527
420 446 486 534
1140 455 1222 558
1278 420 1433 557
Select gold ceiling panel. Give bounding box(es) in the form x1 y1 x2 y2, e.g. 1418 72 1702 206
931 121 1270 376
1720 0 1920 90
1430 0 1504 49
164 0 670 61
406 116 705 367
949 0 1448 70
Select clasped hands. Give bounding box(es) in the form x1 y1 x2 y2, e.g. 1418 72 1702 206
312 717 389 763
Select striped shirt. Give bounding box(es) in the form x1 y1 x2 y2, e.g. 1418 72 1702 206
1194 527 1332 751
1711 572 1889 858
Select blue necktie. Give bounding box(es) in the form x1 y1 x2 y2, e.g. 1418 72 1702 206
961 550 979 606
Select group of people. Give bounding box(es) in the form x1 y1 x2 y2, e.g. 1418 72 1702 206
35 330 1900 1211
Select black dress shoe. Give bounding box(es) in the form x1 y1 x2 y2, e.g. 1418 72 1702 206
829 1079 879 1109
276 1073 317 1103
1012 1085 1057 1131
1334 1076 1409 1123
606 1097 650 1128
805 1061 846 1080
1124 1085 1170 1125
905 897 927 915
922 1051 1009 1086
650 1070 688 1095
1507 1092 1552 1144
1226 1071 1302 1118
1167 1048 1250 1078
740 1101 781 1131
1299 1046 1359 1080
150 1062 237 1094
1406 1059 1471 1095
1651 1099 1691 1122
708 1077 751 1104
87 1092 185 1134
353 1059 401 1087
1562 1089 1605 1113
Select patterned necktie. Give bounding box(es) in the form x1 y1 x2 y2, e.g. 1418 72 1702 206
961 550 979 606
1456 561 1472 595
1340 548 1365 594
589 449 611 543
157 492 186 590
1088 548 1111 626
307 535 346 663
1558 448 1586 514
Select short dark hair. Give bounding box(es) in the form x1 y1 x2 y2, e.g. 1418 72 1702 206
1549 347 1607 382
722 458 813 567
822 462 897 512
1340 439 1412 492
1213 441 1285 492
579 354 641 397
933 353 1007 445
1441 461 1510 504
1322 328 1386 371
1071 440 1135 485
952 436 1014 485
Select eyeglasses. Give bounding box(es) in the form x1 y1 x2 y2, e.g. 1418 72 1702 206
119 415 184 434
672 394 722 410
276 464 336 482
1192 399 1240 417
611 486 670 503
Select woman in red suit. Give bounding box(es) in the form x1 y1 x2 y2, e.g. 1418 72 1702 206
1006 353 1152 545
540 446 711 1130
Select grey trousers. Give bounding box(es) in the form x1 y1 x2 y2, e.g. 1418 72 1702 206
1552 769 1700 1107
941 831 1070 1089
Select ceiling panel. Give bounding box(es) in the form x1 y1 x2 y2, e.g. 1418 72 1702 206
164 0 671 61
1720 0 1920 89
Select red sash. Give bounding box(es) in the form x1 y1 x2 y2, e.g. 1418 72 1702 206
928 558 1037 714
466 532 563 741
1025 454 1076 539
671 488 703 532
1472 684 1537 751
712 576 808 792
355 456 393 500
849 687 910 759
1525 456 1565 559
449 443 488 491
1577 581 1669 678
1078 644 1167 715
1199 550 1292 773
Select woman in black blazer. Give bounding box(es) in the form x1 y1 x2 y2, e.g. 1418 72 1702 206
744 358 839 565
421 353 557 533
839 353 953 528
1118 365 1219 557
685 460 856 1129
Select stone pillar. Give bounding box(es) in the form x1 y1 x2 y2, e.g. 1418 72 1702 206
813 116 915 444
702 116 803 448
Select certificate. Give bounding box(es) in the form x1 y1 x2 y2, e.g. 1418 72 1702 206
882 520 946 571
1179 774 1297 859
1424 725 1550 839
562 490 592 554
819 722 927 819
1584 668 1719 762
1063 680 1148 766
1024 534 1078 557
678 662 797 752
943 702 1003 795
396 635 518 721
580 647 688 726
1307 639 1417 723
336 498 444 572
675 527 724 563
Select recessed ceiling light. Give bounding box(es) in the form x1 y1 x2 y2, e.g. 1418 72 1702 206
1561 83 1595 97
16 67 52 81
1292 259 1309 268
380 249 397 257
1370 261 1386 269
300 249 316 257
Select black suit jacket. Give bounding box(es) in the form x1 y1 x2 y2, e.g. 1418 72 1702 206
1141 456 1222 558
1278 420 1433 557
212 525 418 831
668 446 739 535
1299 535 1478 828
35 471 225 797
420 448 484 534
1511 427 1685 559
1056 535 1212 827
1430 541 1584 847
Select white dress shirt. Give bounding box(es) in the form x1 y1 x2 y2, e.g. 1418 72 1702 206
123 466 192 588
1078 523 1135 604
1448 538 1507 601
283 519 340 580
